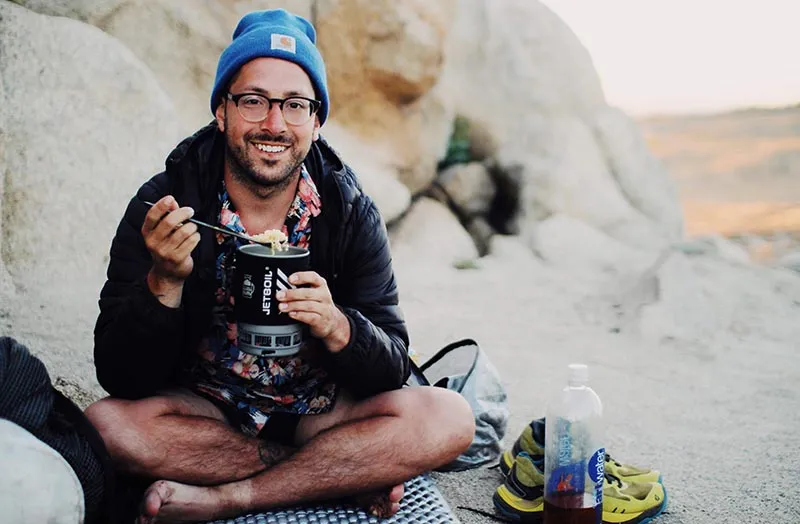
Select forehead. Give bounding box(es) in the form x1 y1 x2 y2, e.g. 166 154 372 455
230 57 315 97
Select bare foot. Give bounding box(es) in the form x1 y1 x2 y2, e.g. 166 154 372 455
353 484 405 518
138 479 231 523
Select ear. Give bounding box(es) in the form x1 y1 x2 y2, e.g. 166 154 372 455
312 115 321 141
215 100 226 132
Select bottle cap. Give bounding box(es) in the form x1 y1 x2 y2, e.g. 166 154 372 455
568 363 589 386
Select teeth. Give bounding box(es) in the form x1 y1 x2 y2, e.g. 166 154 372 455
254 143 287 153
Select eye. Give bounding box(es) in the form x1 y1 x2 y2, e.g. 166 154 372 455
240 95 267 107
286 99 309 110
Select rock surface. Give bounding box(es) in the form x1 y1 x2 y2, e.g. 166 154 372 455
316 0 457 194
441 0 681 258
319 122 411 224
389 198 479 268
0 1 177 397
13 0 314 133
436 162 495 218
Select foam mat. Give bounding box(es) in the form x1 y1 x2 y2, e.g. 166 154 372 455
207 474 457 524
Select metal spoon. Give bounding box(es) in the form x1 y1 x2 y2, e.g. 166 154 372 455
141 200 267 245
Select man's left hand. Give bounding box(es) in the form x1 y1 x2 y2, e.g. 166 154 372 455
276 271 351 353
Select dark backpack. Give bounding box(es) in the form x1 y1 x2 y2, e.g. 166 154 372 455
0 336 115 524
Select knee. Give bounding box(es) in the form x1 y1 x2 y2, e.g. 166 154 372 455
84 397 128 445
408 387 475 460
84 397 161 470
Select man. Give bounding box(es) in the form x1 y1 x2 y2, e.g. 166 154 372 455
85 9 474 523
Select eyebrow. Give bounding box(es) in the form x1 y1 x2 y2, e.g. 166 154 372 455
237 86 314 98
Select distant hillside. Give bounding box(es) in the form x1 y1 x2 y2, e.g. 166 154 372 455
639 106 800 237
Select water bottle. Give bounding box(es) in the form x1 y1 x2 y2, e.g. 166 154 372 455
544 364 604 524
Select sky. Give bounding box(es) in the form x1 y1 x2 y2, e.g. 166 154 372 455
539 0 800 116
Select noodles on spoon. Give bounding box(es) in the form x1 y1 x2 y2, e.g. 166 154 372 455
250 229 288 252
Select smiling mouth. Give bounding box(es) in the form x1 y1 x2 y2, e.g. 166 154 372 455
253 143 288 154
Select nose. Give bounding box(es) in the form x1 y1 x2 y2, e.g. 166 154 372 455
259 102 288 135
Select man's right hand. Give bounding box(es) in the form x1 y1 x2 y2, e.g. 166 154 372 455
142 196 200 307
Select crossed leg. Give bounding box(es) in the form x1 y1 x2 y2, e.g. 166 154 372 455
86 386 474 523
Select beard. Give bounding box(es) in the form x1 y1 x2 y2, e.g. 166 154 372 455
224 126 307 197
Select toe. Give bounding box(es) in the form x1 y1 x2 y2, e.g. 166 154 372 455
141 480 172 519
389 484 405 503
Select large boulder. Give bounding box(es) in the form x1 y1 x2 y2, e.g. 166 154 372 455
8 0 125 21
505 117 645 230
14 0 315 134
637 253 800 349
390 198 478 268
777 250 800 273
531 214 654 276
674 235 752 265
94 0 237 133
316 0 457 193
443 0 606 144
592 108 683 240
317 0 452 111
320 122 411 224
0 2 178 396
441 0 682 259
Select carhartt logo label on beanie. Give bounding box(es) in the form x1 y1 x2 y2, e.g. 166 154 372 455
271 34 296 53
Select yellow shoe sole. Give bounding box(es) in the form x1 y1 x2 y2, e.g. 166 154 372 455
493 485 544 523
602 486 668 524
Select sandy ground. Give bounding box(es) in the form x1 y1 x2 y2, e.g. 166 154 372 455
393 237 800 524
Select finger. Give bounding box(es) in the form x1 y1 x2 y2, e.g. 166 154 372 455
173 231 201 261
146 220 196 259
279 300 325 315
154 206 195 237
154 225 199 262
142 196 178 236
286 310 322 326
288 271 326 288
167 221 199 248
277 287 326 303
150 207 196 245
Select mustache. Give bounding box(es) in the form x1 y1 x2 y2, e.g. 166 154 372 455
247 133 292 145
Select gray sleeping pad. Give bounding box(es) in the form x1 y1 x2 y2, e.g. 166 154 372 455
207 474 457 524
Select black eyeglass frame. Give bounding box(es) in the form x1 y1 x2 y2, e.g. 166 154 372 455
226 92 321 124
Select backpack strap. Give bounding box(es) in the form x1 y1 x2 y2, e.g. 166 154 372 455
407 359 431 387
418 338 479 373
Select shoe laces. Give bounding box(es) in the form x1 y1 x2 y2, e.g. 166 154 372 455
605 452 622 467
605 472 623 488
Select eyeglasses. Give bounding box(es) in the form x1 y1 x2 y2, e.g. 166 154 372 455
226 92 320 126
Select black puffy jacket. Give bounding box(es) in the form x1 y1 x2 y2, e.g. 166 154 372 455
93 124 410 400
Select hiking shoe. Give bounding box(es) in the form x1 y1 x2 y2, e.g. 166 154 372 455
495 454 666 524
602 474 668 524
499 419 545 476
493 452 545 523
500 418 662 484
605 453 662 484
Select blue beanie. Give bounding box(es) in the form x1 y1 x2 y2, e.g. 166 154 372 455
211 9 329 125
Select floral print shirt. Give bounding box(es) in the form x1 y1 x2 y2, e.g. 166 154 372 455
185 167 337 437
